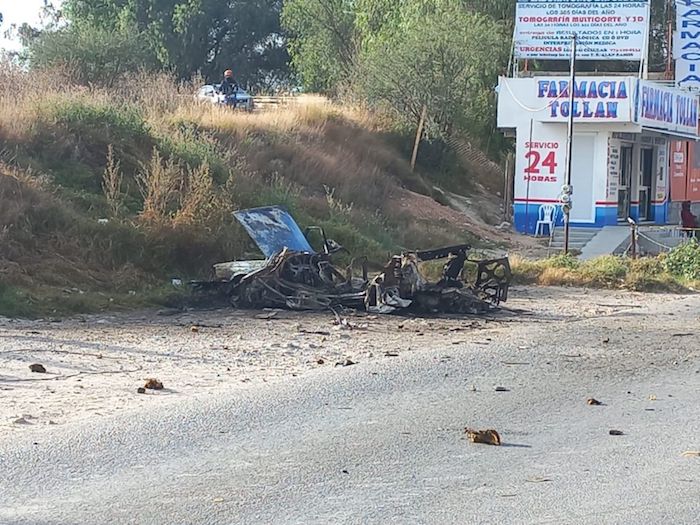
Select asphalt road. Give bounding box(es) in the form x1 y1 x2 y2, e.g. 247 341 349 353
1 291 699 525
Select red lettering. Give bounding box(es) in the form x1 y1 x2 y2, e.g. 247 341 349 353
541 151 558 174
524 148 558 179
525 141 559 149
523 176 558 183
524 151 540 174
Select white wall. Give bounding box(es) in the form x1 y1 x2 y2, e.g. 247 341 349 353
513 121 623 219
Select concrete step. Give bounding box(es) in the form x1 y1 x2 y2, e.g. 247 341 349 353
551 235 598 242
552 229 599 239
549 238 592 244
549 243 590 250
547 227 601 254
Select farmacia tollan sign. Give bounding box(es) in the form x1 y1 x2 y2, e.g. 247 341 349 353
538 80 629 119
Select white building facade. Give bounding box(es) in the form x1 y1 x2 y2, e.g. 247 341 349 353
497 76 700 233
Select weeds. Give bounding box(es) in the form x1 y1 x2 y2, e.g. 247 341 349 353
102 145 125 218
43 98 150 141
324 185 354 218
511 254 692 292
173 162 217 227
136 148 181 224
664 239 700 280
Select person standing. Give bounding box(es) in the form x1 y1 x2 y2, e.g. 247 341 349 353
681 201 698 237
219 69 239 107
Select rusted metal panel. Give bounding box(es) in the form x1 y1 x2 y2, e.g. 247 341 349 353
234 206 314 257
213 260 267 280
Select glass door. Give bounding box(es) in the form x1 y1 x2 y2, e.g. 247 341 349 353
618 146 633 221
639 148 654 221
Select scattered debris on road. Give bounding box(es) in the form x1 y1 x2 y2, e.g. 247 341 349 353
29 363 47 373
681 451 700 457
136 387 146 394
335 358 357 367
192 206 511 315
609 429 624 436
494 386 510 392
144 378 164 390
465 428 502 446
587 398 603 406
526 477 553 483
255 310 280 320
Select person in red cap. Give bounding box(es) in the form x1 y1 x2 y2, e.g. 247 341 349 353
219 69 239 107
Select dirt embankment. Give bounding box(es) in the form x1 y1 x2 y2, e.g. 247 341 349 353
0 68 535 316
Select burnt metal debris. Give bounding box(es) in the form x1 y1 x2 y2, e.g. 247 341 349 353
194 206 511 315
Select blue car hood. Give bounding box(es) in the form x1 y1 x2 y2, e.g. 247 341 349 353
233 206 314 258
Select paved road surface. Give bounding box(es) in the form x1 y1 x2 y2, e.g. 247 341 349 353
1 290 699 524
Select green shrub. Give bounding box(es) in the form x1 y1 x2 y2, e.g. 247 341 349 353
158 129 228 182
0 282 34 317
581 255 628 285
547 253 581 270
31 99 154 193
664 240 700 280
45 99 150 140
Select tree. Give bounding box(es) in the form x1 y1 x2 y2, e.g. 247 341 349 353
27 24 158 85
28 0 290 88
282 0 357 93
357 2 509 141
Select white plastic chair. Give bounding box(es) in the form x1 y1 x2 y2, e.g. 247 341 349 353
535 204 557 237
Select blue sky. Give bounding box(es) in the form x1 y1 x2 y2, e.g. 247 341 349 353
0 0 57 51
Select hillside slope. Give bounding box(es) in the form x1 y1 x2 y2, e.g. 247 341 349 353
0 69 526 316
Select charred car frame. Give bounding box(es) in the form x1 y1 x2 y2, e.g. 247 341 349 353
194 206 511 315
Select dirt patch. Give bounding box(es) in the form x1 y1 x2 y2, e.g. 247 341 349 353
0 286 694 440
391 188 544 252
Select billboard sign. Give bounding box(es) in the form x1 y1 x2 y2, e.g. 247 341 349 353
514 0 651 60
674 0 700 89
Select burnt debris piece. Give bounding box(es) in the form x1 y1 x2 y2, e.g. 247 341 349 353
192 206 511 315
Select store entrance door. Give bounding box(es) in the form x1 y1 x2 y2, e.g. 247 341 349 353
639 148 654 221
618 145 633 221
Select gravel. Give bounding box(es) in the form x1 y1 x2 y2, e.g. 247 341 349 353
0 286 698 524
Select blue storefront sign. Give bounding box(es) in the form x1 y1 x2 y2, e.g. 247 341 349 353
635 80 700 138
675 0 700 88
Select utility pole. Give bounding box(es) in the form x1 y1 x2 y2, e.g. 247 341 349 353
563 34 577 255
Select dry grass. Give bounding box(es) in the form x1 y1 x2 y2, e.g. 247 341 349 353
173 162 222 227
170 95 339 137
0 62 496 315
102 145 125 218
136 148 182 224
510 254 688 292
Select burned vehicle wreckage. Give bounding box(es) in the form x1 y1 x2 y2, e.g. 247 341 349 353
194 207 511 315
